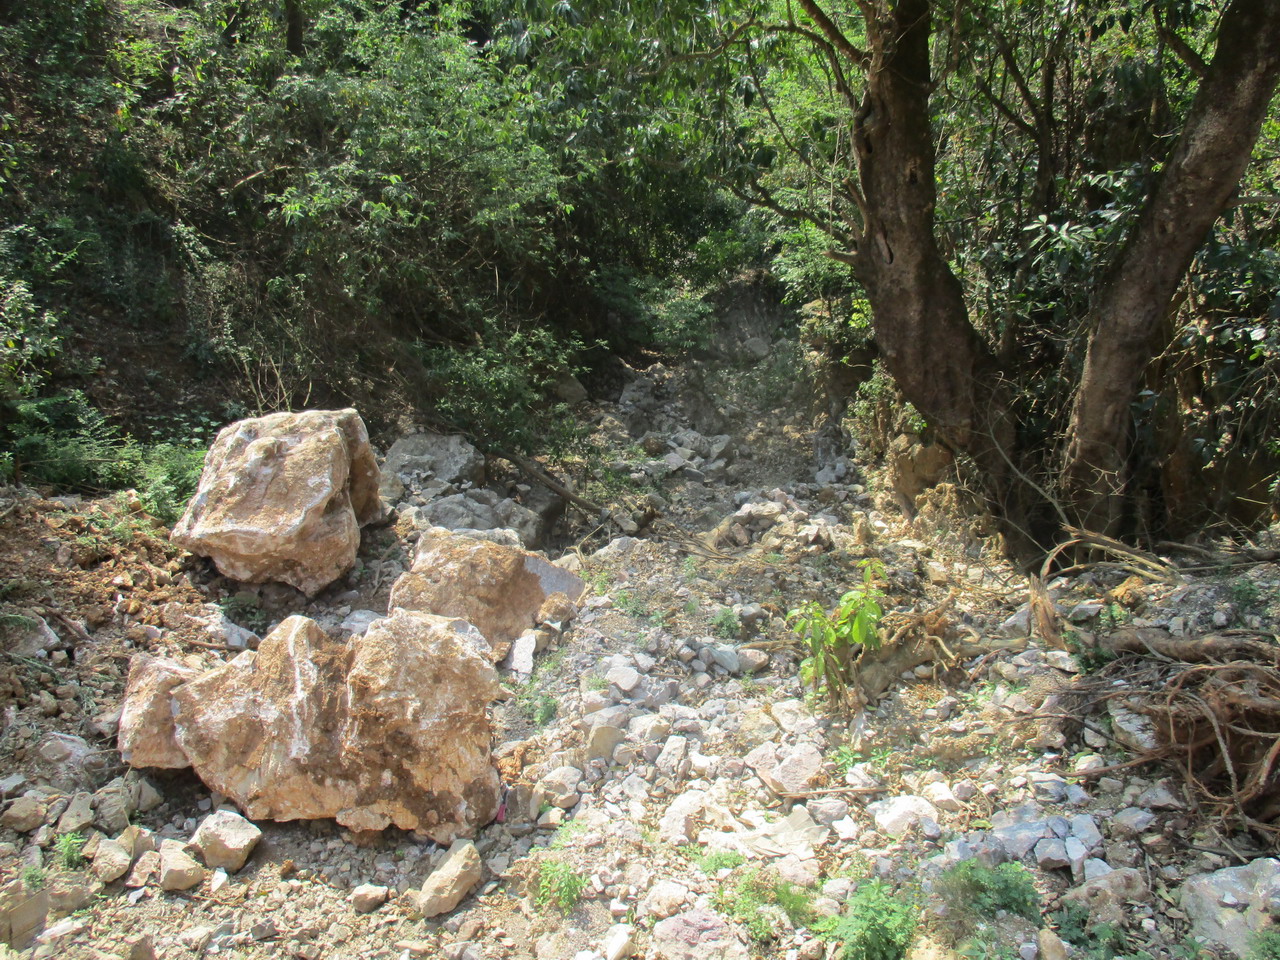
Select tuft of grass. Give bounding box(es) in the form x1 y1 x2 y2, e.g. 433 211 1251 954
687 847 746 875
535 858 588 912
55 831 87 869
21 866 46 890
815 879 917 960
549 818 589 850
937 860 1040 924
712 866 811 942
712 606 740 639
1051 901 1134 959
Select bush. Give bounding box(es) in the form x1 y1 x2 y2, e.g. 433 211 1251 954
534 858 588 912
787 558 886 709
816 879 917 960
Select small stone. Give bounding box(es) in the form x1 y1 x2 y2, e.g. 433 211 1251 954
91 838 132 883
190 809 262 872
55 793 93 834
806 798 850 826
602 923 635 960
350 883 389 913
650 908 750 960
125 850 160 887
737 649 770 673
1137 779 1183 810
1110 807 1155 838
922 781 963 812
159 841 206 891
587 725 627 763
2 796 46 833
533 767 584 815
644 880 689 919
868 796 939 838
1035 838 1070 871
407 840 482 918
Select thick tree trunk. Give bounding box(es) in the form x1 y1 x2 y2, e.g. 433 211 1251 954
1060 0 1280 533
847 1 1018 523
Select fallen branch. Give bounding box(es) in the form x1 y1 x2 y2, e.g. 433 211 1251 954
494 450 608 518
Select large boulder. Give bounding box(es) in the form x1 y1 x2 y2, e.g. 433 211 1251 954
172 409 380 597
170 612 501 841
117 655 200 769
389 530 585 650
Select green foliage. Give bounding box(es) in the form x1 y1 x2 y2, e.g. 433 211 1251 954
1064 630 1120 673
55 831 87 869
938 861 1041 925
688 848 746 875
136 443 205 526
1052 901 1135 959
220 594 269 635
712 606 740 639
1229 579 1263 610
1248 928 1280 960
21 866 46 890
815 879 917 960
534 858 588 912
418 324 585 456
787 559 886 709
712 866 812 942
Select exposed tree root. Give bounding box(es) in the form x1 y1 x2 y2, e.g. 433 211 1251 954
1070 628 1280 841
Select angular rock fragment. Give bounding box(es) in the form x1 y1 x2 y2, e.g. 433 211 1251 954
170 612 501 840
389 530 584 651
117 656 200 770
406 840 482 918
190 810 262 872
172 408 381 596
158 841 206 892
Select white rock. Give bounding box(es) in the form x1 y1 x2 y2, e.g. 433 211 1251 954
158 840 206 892
601 923 635 960
407 840 482 918
350 883 389 914
868 796 939 838
91 838 132 883
922 781 963 812
190 810 261 872
644 880 689 919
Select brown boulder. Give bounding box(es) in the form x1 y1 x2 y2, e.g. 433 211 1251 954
389 530 584 651
171 612 501 841
117 655 200 769
172 409 380 596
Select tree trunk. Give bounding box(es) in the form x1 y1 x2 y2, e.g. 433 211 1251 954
847 1 1018 526
285 0 305 56
1060 0 1280 533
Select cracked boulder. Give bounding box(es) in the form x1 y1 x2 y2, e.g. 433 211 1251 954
172 408 381 597
170 611 501 841
389 529 585 653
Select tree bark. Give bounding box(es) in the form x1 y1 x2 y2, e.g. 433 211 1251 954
845 1 1018 525
1060 0 1280 533
285 0 305 56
